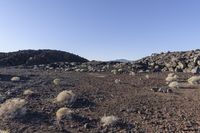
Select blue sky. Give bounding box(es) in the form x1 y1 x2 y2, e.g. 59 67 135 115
0 0 200 61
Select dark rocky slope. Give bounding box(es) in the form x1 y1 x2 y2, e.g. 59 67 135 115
0 50 88 66
1 49 200 74
135 49 200 73
26 49 200 74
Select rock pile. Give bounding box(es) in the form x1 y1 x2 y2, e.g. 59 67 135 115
136 49 200 73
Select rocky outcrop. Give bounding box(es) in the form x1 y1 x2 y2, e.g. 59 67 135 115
135 49 200 73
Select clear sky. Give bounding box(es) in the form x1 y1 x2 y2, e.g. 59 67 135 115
0 0 200 61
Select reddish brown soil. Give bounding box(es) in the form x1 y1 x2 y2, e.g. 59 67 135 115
0 68 200 133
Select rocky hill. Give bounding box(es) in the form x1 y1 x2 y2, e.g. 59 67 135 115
135 49 200 73
1 49 200 74
23 49 200 74
0 50 88 66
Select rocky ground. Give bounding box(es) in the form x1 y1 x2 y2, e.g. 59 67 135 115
0 67 200 133
1 49 200 133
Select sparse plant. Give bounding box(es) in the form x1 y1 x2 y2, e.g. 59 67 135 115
11 76 20 82
55 90 76 105
0 98 27 120
188 76 200 85
114 79 121 84
168 73 175 77
145 74 150 79
168 81 180 88
23 89 34 96
166 73 178 82
0 129 10 133
129 71 136 76
56 107 74 130
53 78 61 85
101 115 119 127
111 70 117 75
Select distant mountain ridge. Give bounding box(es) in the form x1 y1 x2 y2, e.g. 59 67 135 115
0 49 88 66
111 59 132 63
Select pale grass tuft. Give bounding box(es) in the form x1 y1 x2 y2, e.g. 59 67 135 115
0 129 10 133
11 77 20 82
56 107 73 122
188 76 200 85
55 90 76 105
101 115 119 127
53 78 61 85
168 73 175 77
168 81 180 88
145 74 150 79
114 79 121 84
23 89 34 96
166 73 178 82
111 70 117 75
0 98 27 120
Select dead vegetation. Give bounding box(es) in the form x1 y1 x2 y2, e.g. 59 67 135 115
0 98 27 120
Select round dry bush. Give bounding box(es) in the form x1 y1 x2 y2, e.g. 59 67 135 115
188 76 200 85
168 81 180 88
56 107 74 122
101 115 119 127
56 90 76 105
23 89 34 96
168 73 175 77
114 79 121 84
11 77 20 82
53 78 61 85
145 74 150 79
166 76 178 82
0 129 10 133
0 98 27 120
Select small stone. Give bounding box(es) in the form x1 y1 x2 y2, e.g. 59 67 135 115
0 94 6 103
84 123 90 129
151 87 159 92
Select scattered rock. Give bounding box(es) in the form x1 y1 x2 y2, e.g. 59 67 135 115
151 87 172 93
0 94 6 103
151 87 159 92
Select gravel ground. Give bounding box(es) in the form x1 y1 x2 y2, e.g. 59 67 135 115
0 67 200 133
